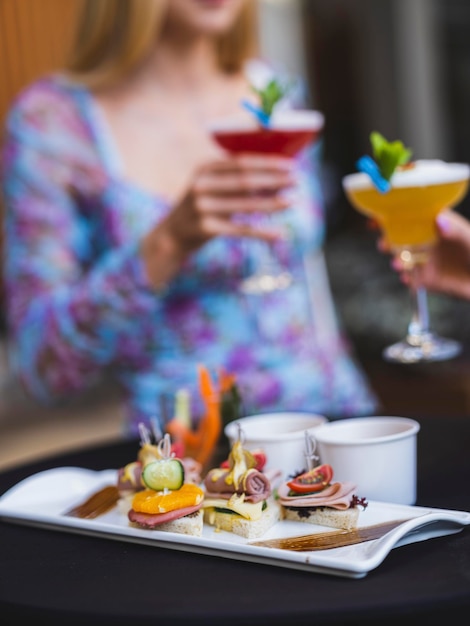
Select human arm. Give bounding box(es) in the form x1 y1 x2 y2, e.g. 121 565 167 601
1 83 164 402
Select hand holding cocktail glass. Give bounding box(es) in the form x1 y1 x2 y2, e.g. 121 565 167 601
343 132 470 363
392 209 470 302
209 78 324 294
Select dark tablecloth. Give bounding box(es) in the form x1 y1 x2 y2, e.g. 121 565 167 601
0 415 469 626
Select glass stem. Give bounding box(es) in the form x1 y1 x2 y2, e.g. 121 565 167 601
406 265 431 345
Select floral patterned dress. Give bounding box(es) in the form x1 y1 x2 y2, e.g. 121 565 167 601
1 74 379 436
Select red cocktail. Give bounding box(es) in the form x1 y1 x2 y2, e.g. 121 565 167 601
209 109 324 294
210 109 324 156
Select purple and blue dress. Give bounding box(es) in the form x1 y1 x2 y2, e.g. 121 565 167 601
1 74 379 436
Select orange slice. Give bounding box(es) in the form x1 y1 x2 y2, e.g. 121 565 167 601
132 484 204 514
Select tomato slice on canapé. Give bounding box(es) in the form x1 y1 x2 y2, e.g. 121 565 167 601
287 464 334 494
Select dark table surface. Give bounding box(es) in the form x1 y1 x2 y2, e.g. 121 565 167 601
1 415 469 626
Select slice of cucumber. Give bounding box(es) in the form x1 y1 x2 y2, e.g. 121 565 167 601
142 459 185 491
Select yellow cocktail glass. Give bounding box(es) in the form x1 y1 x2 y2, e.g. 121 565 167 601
342 159 470 363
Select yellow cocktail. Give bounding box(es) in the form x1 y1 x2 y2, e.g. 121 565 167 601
342 159 470 363
343 160 470 251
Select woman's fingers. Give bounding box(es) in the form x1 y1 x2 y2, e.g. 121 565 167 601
196 214 283 240
194 189 293 216
192 192 291 241
195 154 296 194
194 172 295 196
188 155 298 240
436 210 470 248
166 154 299 246
201 153 294 173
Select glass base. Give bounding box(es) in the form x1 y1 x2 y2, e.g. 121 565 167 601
240 270 293 295
383 334 462 364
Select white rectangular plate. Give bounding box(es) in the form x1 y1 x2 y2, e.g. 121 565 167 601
0 467 468 579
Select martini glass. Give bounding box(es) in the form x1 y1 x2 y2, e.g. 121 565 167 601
343 160 470 363
209 109 324 294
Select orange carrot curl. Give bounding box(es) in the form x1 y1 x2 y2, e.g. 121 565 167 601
165 364 222 469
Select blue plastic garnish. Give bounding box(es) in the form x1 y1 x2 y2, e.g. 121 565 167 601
241 99 271 128
356 155 391 193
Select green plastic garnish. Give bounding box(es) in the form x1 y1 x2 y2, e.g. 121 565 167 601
370 131 413 181
251 78 292 116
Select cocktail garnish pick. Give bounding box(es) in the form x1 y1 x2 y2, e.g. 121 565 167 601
138 422 152 446
356 155 391 194
241 99 270 127
157 433 173 459
236 422 245 445
370 131 412 180
150 416 163 442
304 431 320 470
241 76 293 128
356 131 413 193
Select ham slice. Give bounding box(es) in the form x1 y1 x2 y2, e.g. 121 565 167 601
204 468 271 503
117 462 143 493
128 503 202 528
277 481 357 510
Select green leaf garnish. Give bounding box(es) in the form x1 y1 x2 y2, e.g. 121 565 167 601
370 131 413 181
250 78 292 116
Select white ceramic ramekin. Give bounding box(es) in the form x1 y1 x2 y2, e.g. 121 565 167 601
313 416 421 505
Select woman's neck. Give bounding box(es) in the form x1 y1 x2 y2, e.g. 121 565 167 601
132 36 222 96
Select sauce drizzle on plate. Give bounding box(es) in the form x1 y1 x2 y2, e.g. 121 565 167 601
64 485 119 519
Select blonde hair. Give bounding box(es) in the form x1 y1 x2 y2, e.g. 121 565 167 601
66 0 258 88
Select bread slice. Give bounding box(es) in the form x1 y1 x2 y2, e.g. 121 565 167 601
121 492 204 537
204 497 281 539
145 509 204 536
128 508 204 536
282 506 359 531
117 494 134 515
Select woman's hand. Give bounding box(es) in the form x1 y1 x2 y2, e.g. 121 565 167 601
389 211 470 301
141 153 296 289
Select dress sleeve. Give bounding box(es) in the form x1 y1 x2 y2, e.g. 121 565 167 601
1 81 161 403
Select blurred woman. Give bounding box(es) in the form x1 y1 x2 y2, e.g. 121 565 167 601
1 0 378 437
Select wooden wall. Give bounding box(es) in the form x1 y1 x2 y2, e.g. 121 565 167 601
1 0 82 321
0 0 83 125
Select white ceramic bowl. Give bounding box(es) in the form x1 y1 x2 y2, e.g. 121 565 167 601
312 416 421 505
224 412 327 479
